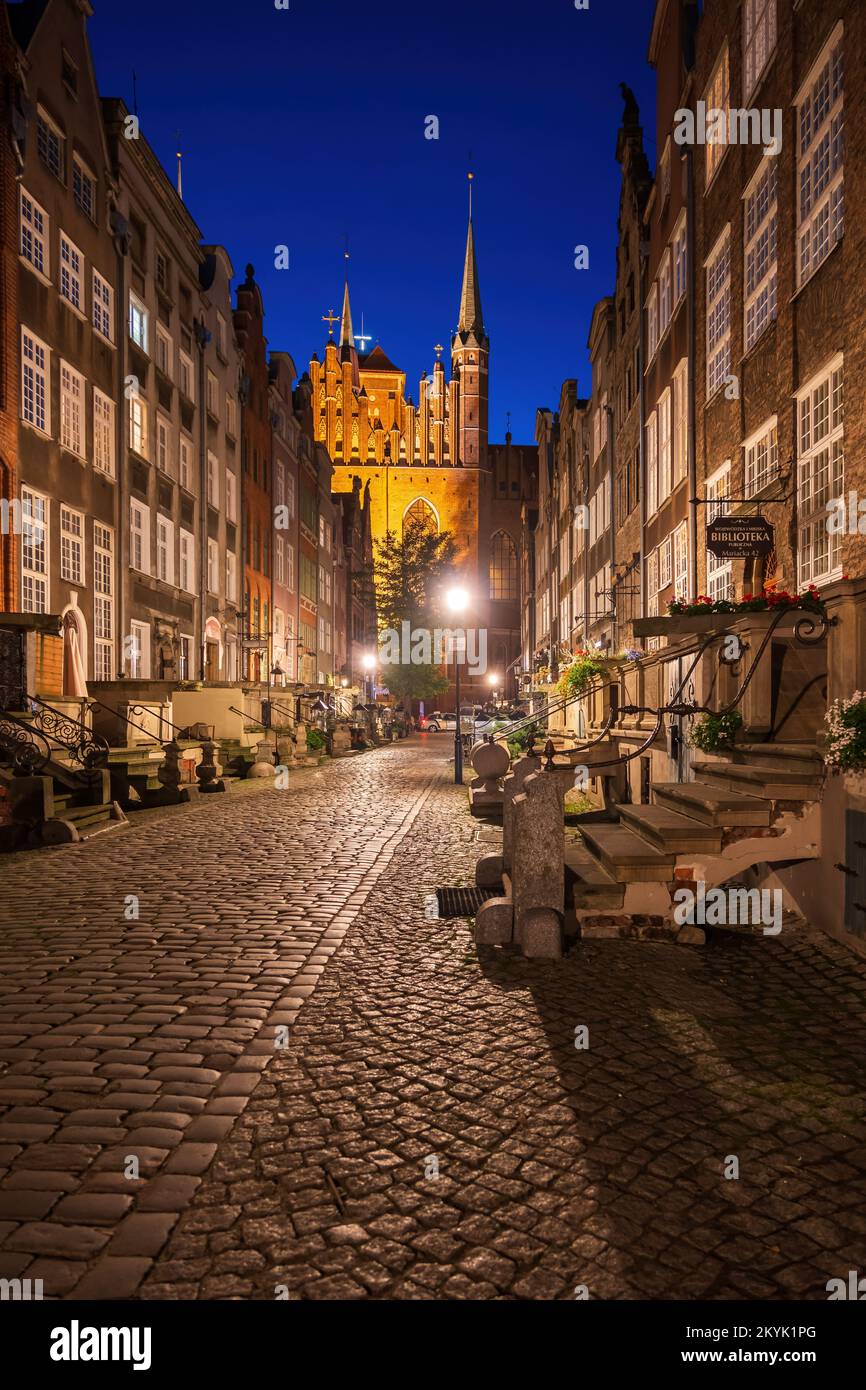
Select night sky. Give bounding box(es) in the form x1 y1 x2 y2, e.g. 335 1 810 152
86 0 659 444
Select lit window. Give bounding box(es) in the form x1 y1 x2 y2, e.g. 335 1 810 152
797 27 844 286
797 357 844 586
20 189 48 276
60 362 85 457
744 417 779 497
21 488 48 613
704 45 730 187
129 293 149 352
21 328 50 434
60 505 84 585
59 233 84 311
93 390 115 476
706 229 731 397
490 531 518 601
92 269 114 341
130 501 150 574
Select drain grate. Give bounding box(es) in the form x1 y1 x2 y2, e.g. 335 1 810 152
436 885 502 918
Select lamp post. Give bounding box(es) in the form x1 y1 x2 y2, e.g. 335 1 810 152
487 671 500 713
445 585 470 784
362 652 376 705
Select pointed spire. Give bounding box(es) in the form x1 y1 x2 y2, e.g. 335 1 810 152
340 257 354 349
458 173 484 338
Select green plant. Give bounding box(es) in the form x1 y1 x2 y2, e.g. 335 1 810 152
824 693 866 773
688 709 743 754
306 728 327 752
557 651 605 698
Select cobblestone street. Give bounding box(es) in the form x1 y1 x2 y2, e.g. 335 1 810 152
2 736 866 1301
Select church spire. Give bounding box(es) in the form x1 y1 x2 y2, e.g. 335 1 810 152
458 173 484 339
340 271 354 349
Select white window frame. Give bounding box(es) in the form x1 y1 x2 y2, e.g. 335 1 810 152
797 353 844 587
179 350 194 401
207 451 219 509
156 414 171 474
673 211 687 306
206 371 219 418
21 487 49 614
706 228 731 398
744 0 777 104
705 44 731 188
673 521 689 599
646 284 659 361
155 325 173 379
60 504 84 586
207 538 219 595
646 410 658 519
73 155 96 222
129 394 148 458
129 292 149 353
658 387 672 506
130 499 150 575
226 550 237 604
226 394 237 438
659 250 672 339
179 529 196 594
59 232 84 313
744 159 778 351
706 461 734 602
744 416 779 498
157 514 175 586
93 389 115 477
672 358 689 487
60 361 85 459
179 435 193 491
93 522 114 681
92 268 114 342
129 620 150 680
796 24 844 288
21 327 50 435
226 470 238 522
19 188 49 279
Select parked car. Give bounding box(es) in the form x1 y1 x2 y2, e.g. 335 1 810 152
423 710 510 736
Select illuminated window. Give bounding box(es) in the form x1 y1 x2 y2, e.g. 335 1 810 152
403 498 438 535
490 531 518 601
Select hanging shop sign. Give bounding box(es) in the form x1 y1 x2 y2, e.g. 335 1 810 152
706 515 775 559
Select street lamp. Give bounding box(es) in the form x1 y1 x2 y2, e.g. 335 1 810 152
445 585 470 784
487 671 500 711
362 652 376 704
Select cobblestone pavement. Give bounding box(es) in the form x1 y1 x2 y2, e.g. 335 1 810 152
3 738 866 1300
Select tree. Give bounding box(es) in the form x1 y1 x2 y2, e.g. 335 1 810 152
374 519 457 630
379 662 449 706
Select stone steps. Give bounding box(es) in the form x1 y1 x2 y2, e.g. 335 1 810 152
564 842 625 909
731 742 824 775
690 759 823 801
618 803 723 854
578 823 675 883
652 780 773 827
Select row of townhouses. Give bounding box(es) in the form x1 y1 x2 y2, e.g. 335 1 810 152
0 0 376 724
522 0 866 946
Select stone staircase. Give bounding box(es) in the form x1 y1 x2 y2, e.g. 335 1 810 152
567 742 824 941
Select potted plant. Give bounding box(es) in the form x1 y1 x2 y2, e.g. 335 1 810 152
688 709 743 754
824 693 866 773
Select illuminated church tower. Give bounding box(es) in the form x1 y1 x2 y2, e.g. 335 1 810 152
451 177 489 468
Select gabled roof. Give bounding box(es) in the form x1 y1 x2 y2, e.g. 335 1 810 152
360 344 400 373
8 0 51 50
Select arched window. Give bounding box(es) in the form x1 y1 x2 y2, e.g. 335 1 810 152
490 531 518 601
403 498 438 536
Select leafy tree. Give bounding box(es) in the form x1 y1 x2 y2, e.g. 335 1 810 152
378 662 450 706
374 519 457 630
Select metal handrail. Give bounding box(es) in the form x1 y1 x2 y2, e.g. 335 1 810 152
229 705 269 734
0 714 53 776
24 693 109 770
264 697 298 728
86 698 173 750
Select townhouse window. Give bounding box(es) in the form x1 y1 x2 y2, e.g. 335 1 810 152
93 389 115 476
21 488 48 613
155 249 169 293
672 359 689 486
61 524 89 616
274 463 285 511
286 542 295 592
21 328 50 434
179 351 194 400
129 293 149 352
706 462 733 601
226 469 238 522
706 230 731 397
673 213 687 306
645 410 658 518
659 140 671 210
658 535 673 591
216 313 227 358
797 356 843 586
93 523 114 681
705 45 730 187
658 388 672 505
318 516 326 549
73 157 96 221
673 521 689 599
206 371 218 418
744 161 778 351
226 551 237 604
745 417 779 497
20 189 49 277
92 269 114 341
226 394 237 437
797 27 844 287
179 529 196 593
275 535 285 585
59 233 84 312
659 251 672 337
128 394 148 457
179 435 192 491
646 284 659 360
60 363 85 458
744 0 777 103
37 109 64 180
130 500 150 574
179 635 193 680
156 415 171 474
207 539 219 595
129 620 150 679
207 451 219 508
157 515 174 585
286 472 296 518
155 326 172 378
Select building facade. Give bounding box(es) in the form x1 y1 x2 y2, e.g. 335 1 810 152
0 0 21 615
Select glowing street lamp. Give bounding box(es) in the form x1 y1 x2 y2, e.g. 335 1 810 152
362 652 376 703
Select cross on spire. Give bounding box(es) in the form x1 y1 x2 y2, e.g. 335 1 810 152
322 308 339 337
434 343 444 360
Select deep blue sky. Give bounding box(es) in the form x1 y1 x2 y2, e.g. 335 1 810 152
87 0 659 443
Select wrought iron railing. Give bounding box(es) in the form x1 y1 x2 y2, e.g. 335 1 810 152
24 694 109 770
0 715 52 775
86 698 171 750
